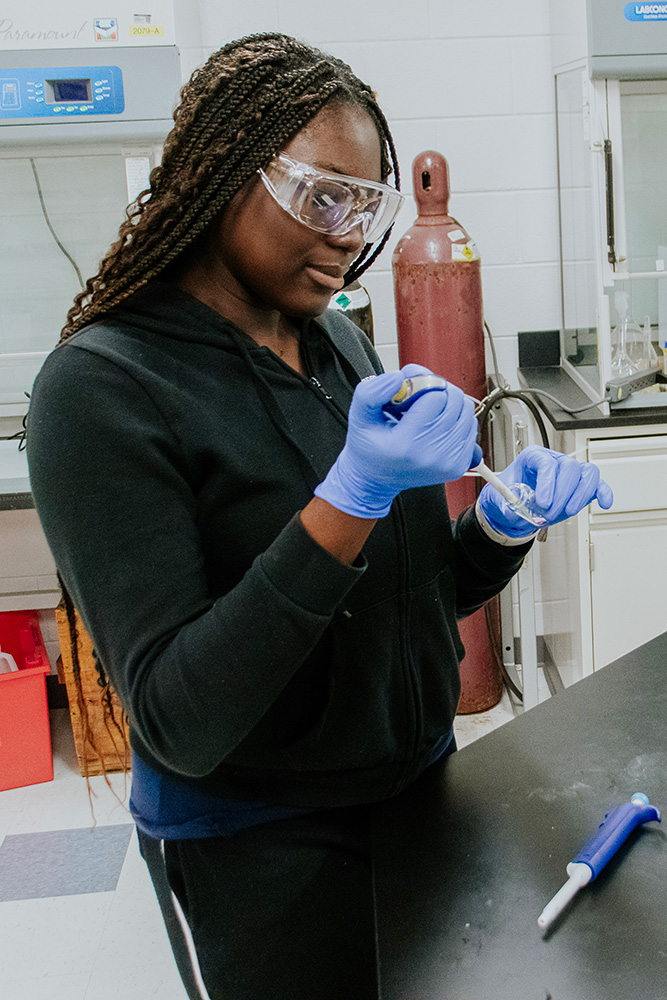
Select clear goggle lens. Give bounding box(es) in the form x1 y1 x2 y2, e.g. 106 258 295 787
259 154 404 244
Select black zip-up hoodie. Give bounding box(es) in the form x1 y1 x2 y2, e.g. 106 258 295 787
27 282 529 808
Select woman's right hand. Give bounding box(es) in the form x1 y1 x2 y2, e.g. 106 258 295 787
314 364 480 518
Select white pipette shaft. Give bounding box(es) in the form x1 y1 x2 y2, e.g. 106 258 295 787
470 460 522 507
537 863 591 931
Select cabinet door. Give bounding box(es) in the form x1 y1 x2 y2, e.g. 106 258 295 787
587 435 667 514
0 508 59 611
590 513 667 668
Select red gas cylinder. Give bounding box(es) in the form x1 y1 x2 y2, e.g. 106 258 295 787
392 150 502 714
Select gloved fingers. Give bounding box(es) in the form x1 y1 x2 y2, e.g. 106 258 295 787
541 454 581 511
461 420 483 473
478 482 534 535
433 395 480 478
508 446 559 506
351 371 407 421
563 462 601 517
396 378 455 429
595 479 614 509
432 381 466 429
470 442 484 468
398 362 437 379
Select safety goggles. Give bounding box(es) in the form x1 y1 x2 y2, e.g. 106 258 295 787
258 154 405 244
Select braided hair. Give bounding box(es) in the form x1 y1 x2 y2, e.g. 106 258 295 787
60 32 400 342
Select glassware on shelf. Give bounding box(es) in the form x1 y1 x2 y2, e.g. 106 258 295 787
610 290 641 378
637 315 657 370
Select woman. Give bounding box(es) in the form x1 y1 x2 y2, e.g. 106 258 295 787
26 33 612 1000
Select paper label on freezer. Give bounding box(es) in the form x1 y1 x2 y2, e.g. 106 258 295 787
129 25 165 38
125 156 151 206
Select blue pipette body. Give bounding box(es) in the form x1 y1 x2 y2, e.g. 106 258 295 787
382 374 448 418
538 793 661 931
382 374 484 466
573 793 660 879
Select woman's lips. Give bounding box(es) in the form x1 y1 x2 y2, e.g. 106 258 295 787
305 265 346 291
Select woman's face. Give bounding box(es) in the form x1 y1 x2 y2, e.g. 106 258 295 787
208 102 384 319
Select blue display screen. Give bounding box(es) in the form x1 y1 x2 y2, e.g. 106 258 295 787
49 79 92 103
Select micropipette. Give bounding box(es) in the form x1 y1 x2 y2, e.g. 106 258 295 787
384 376 546 527
537 793 661 933
383 374 450 418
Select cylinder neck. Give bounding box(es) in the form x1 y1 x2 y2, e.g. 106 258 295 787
413 151 451 217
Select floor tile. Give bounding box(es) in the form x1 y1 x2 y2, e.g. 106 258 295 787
454 689 516 749
2 973 91 1000
0 893 114 983
0 824 133 902
6 765 132 835
92 831 177 972
84 961 188 1000
0 784 27 844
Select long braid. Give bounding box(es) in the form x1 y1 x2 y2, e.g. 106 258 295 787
60 33 401 341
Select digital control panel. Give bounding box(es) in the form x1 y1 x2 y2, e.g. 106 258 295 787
0 64 124 119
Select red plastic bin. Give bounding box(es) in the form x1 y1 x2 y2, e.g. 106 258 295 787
0 611 53 791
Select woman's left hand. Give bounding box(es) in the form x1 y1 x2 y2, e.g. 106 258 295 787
477 445 614 538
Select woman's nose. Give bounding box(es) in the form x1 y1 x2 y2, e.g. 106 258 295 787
325 221 367 256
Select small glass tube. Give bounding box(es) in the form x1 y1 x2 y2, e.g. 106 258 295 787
505 483 548 527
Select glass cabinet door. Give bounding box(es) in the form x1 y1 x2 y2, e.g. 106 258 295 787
618 80 667 342
555 67 600 394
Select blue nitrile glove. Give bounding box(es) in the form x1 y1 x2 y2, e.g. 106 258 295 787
477 445 614 539
314 363 480 518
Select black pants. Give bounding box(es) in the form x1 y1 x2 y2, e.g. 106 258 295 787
139 804 377 1000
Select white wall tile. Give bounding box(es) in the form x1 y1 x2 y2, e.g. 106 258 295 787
481 263 561 338
550 0 588 69
511 36 555 115
384 119 445 195
172 0 203 49
361 39 515 121
516 190 560 263
452 192 521 266
199 0 280 47
485 333 520 387
434 115 557 193
429 0 550 38
279 0 431 42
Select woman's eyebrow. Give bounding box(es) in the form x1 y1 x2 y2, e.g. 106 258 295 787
309 161 348 175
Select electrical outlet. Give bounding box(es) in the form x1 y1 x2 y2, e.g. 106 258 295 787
605 366 663 402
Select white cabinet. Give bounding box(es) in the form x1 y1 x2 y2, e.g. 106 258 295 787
0 440 59 611
0 507 59 611
541 422 667 685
